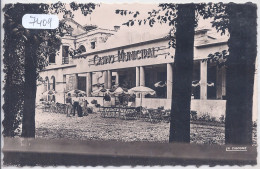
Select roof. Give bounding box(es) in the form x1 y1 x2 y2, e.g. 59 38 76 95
61 18 115 37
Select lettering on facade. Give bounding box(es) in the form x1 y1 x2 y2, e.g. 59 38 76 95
94 55 115 65
92 47 157 66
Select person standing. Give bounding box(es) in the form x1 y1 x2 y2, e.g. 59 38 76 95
78 94 84 117
66 93 72 117
84 94 89 114
73 94 80 116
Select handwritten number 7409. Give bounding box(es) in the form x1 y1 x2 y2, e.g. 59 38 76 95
29 16 52 28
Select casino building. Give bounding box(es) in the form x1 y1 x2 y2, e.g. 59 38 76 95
37 18 229 118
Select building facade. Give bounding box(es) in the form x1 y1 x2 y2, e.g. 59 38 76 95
37 19 229 118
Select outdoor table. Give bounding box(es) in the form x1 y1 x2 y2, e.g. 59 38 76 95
99 106 140 120
147 108 164 123
43 102 51 112
100 106 120 118
118 107 139 120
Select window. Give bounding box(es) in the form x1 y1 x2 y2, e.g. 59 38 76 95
78 76 86 92
91 42 96 49
112 76 116 86
51 76 55 91
45 77 49 91
79 45 86 53
49 54 55 64
62 46 69 64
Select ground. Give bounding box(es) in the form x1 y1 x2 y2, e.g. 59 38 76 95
36 108 256 145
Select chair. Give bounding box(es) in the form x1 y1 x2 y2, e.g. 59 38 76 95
139 107 150 121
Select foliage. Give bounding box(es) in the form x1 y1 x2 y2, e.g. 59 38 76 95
115 3 228 50
118 93 128 105
3 2 96 137
196 3 228 35
69 46 86 58
115 4 178 49
103 94 111 102
128 95 136 102
91 99 97 105
199 113 211 122
190 111 198 121
219 115 225 123
157 106 164 110
202 50 228 68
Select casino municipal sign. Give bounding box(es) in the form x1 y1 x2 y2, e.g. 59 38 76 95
92 47 157 66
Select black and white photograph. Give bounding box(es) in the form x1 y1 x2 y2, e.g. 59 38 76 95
1 0 259 167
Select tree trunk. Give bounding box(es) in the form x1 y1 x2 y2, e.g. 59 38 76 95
21 41 37 138
225 3 257 145
3 85 15 137
169 4 195 143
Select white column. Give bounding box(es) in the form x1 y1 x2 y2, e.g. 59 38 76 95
136 67 140 98
167 63 173 99
140 66 145 98
200 61 207 100
103 71 108 89
87 72 92 97
74 74 79 89
115 72 119 85
107 70 112 89
222 67 226 97
140 66 145 86
136 67 140 86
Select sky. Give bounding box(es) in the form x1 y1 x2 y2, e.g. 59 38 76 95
67 3 215 35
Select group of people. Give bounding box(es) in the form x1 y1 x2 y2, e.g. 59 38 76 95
66 93 89 117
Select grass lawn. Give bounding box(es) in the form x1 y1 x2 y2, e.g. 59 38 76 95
35 108 256 145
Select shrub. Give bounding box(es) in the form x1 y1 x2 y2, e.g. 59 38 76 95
128 95 136 102
87 107 93 114
91 99 97 104
104 94 111 101
253 120 257 127
219 115 225 123
158 106 164 110
210 117 216 122
199 113 211 121
190 111 197 121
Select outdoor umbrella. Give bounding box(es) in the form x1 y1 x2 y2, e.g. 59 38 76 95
192 80 200 87
66 89 86 97
112 87 128 95
191 80 215 87
42 89 57 96
109 87 128 106
91 88 110 96
129 86 156 110
154 81 166 88
91 88 110 106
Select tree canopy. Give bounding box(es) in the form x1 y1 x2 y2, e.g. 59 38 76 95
3 1 96 137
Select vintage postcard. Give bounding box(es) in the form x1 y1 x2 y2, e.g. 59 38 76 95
1 0 259 168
